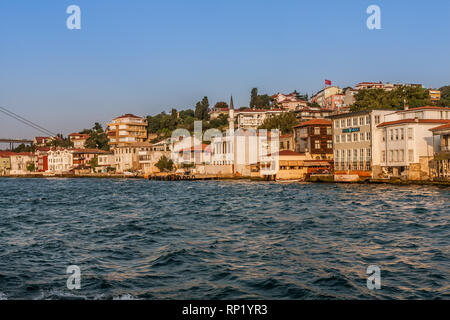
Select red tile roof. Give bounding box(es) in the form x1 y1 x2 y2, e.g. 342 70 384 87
430 123 450 132
238 108 284 113
293 119 332 128
0 151 16 157
113 114 143 119
68 133 90 138
377 119 450 128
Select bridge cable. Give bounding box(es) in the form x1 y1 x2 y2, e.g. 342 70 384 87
0 106 57 137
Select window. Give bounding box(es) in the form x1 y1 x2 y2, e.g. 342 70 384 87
366 132 371 141
327 140 333 149
360 149 364 160
399 150 404 162
353 133 358 142
335 120 340 128
394 150 398 162
353 118 358 126
347 119 351 127
347 135 351 142
360 132 365 141
359 117 364 125
408 128 413 140
342 135 345 143
408 149 414 162
315 140 320 149
314 127 321 135
366 116 371 125
400 128 404 140
389 150 393 162
390 129 394 140
326 127 332 135
336 135 340 143
382 151 386 162
366 148 371 160
353 149 358 161
341 120 345 128
375 115 380 125
395 129 399 140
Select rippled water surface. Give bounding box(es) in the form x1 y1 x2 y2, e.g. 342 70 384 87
0 178 448 299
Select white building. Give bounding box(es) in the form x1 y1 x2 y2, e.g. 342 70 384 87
10 153 35 175
47 149 73 173
374 106 450 180
235 109 285 130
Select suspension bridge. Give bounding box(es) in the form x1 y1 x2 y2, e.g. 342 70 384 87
0 106 58 150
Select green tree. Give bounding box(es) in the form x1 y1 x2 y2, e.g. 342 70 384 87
438 85 450 107
352 86 433 111
259 112 298 134
88 156 98 168
26 162 36 172
213 101 229 109
249 87 273 109
48 134 74 148
13 144 35 153
209 113 229 129
195 96 210 120
84 123 109 151
155 155 174 172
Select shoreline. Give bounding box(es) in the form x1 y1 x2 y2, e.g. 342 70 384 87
1 174 449 186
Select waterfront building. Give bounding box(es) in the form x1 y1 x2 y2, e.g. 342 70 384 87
293 119 333 161
68 133 90 149
430 123 450 180
72 149 110 169
235 108 285 130
35 147 50 172
106 114 148 148
0 151 14 175
330 109 392 181
10 152 36 175
310 86 343 108
113 142 153 173
47 149 73 173
279 133 294 151
138 148 171 174
96 153 115 173
374 106 450 180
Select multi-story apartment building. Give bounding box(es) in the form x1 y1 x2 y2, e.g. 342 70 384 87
310 86 343 108
324 94 345 110
374 106 450 180
293 119 333 160
106 114 148 148
330 109 392 181
235 109 285 130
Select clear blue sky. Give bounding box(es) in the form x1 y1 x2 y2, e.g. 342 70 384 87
1 0 449 139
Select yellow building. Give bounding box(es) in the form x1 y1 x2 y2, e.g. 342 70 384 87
429 89 441 102
106 114 148 148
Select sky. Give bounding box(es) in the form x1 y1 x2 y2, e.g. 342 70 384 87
1 0 449 140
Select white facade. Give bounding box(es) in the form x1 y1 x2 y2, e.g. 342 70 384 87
47 149 73 173
10 154 35 175
236 109 285 130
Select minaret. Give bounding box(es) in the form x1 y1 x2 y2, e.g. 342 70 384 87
228 95 235 133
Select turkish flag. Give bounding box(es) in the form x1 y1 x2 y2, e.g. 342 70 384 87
325 79 332 86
